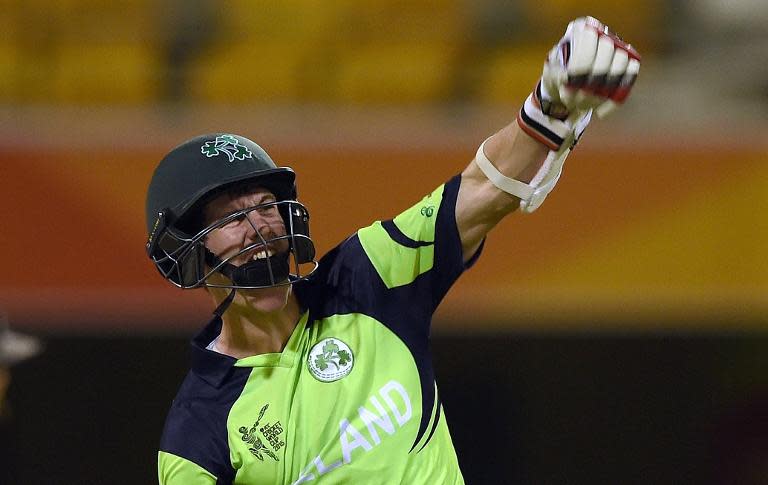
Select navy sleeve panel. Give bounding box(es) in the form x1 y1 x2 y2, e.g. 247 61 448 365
431 174 480 310
159 367 251 484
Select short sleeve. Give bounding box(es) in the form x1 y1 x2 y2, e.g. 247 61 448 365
356 174 481 312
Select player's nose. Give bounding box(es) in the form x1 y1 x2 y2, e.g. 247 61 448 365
243 212 270 244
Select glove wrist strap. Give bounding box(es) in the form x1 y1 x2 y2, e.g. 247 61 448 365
517 81 572 151
473 138 535 201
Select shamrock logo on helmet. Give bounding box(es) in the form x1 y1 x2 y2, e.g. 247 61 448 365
201 134 253 162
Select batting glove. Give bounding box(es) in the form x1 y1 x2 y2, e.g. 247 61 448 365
542 16 642 120
518 16 641 151
477 17 640 213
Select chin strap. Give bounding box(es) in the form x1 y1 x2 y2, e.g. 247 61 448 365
204 249 290 287
213 288 237 318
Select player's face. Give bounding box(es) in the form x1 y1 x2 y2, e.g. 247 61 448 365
202 186 294 313
202 186 289 268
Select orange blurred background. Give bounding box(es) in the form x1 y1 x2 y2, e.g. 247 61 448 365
2 119 765 331
0 0 765 331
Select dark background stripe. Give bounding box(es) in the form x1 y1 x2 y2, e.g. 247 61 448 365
3 327 767 485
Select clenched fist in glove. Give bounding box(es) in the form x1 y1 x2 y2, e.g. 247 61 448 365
518 16 641 151
475 17 641 213
543 16 641 119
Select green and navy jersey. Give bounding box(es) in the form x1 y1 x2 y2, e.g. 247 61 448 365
158 175 483 485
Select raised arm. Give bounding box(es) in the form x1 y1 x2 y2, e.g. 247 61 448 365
457 122 547 259
456 16 641 261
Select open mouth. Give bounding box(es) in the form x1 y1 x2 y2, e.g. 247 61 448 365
251 247 276 261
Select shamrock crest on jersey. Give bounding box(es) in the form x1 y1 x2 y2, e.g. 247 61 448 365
201 134 254 162
308 338 354 382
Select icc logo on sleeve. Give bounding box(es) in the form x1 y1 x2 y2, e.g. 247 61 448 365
307 338 354 382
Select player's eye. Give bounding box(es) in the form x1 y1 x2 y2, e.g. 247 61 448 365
257 201 278 214
221 213 246 228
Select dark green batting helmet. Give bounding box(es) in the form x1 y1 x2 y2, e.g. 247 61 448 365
145 133 316 289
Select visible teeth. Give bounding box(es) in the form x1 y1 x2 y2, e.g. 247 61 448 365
253 249 274 260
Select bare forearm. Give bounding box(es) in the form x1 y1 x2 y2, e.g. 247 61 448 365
483 121 551 186
456 121 549 259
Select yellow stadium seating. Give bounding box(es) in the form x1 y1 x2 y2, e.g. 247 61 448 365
223 0 351 42
340 0 463 41
479 44 550 106
6 0 159 104
335 43 458 104
522 0 659 49
329 0 463 104
1 0 659 105
50 42 160 104
189 41 311 103
188 0 353 103
0 42 18 102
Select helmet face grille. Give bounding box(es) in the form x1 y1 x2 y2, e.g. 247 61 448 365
148 200 317 289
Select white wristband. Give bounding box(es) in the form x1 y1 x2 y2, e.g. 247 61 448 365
473 106 590 214
473 138 535 201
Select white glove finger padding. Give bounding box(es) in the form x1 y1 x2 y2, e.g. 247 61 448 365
594 98 617 119
552 16 641 116
605 49 630 90
612 57 641 103
593 48 630 118
589 36 615 85
583 50 640 118
560 24 598 106
542 49 565 101
568 35 615 111
566 26 599 81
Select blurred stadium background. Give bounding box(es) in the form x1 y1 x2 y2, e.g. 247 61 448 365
0 1 766 484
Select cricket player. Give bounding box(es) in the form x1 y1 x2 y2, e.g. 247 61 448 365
146 17 640 484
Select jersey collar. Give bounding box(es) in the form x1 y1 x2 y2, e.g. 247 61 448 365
190 309 311 387
190 315 238 388
233 310 309 369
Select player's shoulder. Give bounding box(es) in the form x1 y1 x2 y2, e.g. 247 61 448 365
159 370 244 481
293 233 375 310
294 175 465 315
161 372 226 438
167 365 250 416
